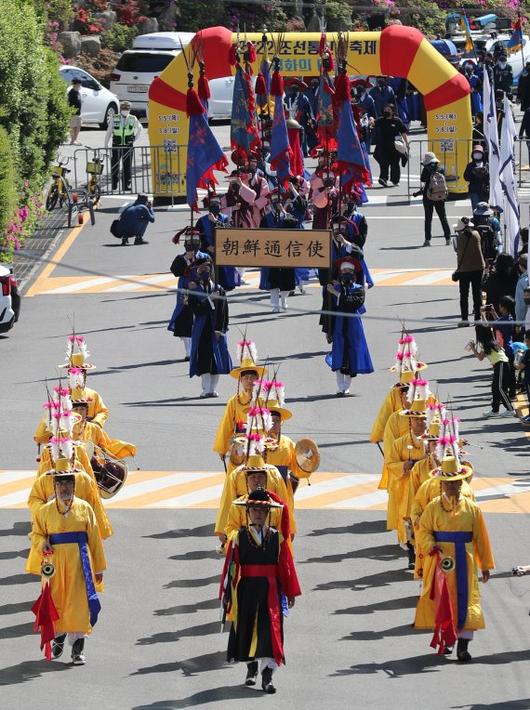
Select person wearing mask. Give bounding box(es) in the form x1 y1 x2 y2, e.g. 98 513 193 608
187 257 231 398
489 295 517 399
104 100 142 192
369 77 396 117
414 152 451 247
453 217 486 327
309 153 338 229
472 202 501 257
196 197 240 292
115 193 154 246
518 61 530 111
515 254 530 338
220 170 257 229
352 81 376 152
67 78 83 146
493 53 513 97
468 325 516 418
373 104 408 187
168 227 210 361
463 145 489 211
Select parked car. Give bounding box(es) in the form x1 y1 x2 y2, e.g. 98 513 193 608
0 264 20 334
110 32 234 120
59 65 119 129
453 33 530 89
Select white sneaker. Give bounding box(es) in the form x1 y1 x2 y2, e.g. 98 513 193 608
271 306 280 313
209 392 219 398
500 410 516 418
482 410 499 418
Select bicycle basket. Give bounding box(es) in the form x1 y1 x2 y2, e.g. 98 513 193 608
87 160 104 175
54 165 65 177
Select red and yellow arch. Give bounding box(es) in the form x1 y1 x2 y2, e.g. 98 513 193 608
148 25 472 199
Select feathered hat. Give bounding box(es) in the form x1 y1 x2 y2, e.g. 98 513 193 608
429 455 473 482
390 333 427 380
58 334 96 370
230 338 266 379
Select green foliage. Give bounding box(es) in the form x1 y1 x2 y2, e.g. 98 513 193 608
42 49 70 170
317 0 353 31
0 124 17 260
32 0 74 31
101 23 139 53
177 0 224 31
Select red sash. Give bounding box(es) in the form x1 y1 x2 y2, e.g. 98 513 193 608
241 564 283 665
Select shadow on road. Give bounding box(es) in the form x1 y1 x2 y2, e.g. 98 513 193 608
163 574 219 590
131 684 261 709
333 594 417 615
340 623 414 641
316 567 410 592
136 621 220 646
0 522 31 538
144 524 212 540
308 519 387 537
0 659 71 686
154 598 218 617
131 650 228 677
0 622 34 640
301 543 402 565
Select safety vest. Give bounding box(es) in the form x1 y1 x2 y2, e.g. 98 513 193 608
112 115 136 146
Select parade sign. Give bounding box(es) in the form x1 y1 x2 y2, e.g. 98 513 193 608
215 228 331 268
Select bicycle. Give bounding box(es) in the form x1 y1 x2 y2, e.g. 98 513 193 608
69 188 95 228
85 148 104 203
45 157 73 212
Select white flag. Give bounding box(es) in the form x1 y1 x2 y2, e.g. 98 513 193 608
483 70 503 210
500 95 520 256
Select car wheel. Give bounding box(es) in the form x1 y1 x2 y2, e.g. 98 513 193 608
100 104 117 130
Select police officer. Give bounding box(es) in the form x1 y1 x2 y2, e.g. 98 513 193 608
493 52 513 98
104 100 142 192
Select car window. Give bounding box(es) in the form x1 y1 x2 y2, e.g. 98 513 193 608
116 52 175 73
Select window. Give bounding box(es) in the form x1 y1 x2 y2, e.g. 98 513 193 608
116 52 175 73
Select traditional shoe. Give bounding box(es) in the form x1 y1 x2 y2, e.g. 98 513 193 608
261 667 276 694
445 238 451 246
52 634 66 659
134 238 149 245
71 638 86 665
443 645 454 655
184 356 190 362
422 240 431 247
245 661 258 686
456 639 472 663
378 178 388 187
406 542 416 570
457 321 470 327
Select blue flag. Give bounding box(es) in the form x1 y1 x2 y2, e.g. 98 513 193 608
336 100 370 195
186 109 227 210
270 94 291 186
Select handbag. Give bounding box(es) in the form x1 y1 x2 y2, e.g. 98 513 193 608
394 136 407 155
110 219 123 239
452 230 472 282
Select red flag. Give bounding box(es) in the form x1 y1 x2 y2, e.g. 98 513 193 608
429 554 457 655
32 583 59 661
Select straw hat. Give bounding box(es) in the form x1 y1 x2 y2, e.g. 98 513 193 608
266 400 292 421
430 455 473 482
229 358 267 380
400 398 428 418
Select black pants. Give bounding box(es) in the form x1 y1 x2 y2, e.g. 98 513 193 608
458 270 483 321
378 156 400 184
423 198 451 241
491 361 513 412
111 145 133 190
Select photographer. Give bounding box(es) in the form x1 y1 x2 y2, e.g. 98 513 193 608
467 324 516 418
453 218 485 327
115 194 154 246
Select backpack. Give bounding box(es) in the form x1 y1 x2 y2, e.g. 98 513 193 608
475 224 497 261
426 169 448 201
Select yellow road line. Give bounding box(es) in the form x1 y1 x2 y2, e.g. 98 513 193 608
25 217 88 298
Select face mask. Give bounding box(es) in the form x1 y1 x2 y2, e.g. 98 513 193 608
199 271 210 282
121 110 130 117
383 111 392 118
498 62 507 69
341 272 354 283
210 205 220 216
472 153 482 161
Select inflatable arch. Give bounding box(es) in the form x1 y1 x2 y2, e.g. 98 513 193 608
148 25 472 200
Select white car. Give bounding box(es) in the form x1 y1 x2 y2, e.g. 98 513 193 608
60 65 120 129
0 264 20 334
454 33 530 88
110 32 234 120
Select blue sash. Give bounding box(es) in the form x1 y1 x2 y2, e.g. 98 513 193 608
434 530 472 629
276 465 288 482
49 532 101 626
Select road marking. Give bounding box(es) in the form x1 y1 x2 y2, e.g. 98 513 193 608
2 470 530 513
26 267 456 296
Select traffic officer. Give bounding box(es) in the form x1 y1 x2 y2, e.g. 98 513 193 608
104 101 142 192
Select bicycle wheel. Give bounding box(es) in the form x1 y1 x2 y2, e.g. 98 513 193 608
92 183 101 203
45 184 59 211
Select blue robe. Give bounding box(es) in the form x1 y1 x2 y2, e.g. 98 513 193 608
188 283 232 377
328 282 374 375
167 250 209 337
196 214 241 291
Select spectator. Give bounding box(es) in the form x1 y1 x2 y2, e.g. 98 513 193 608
463 145 489 211
490 295 517 399
454 217 485 327
518 61 530 111
493 52 513 97
515 330 530 423
369 77 396 117
414 152 451 247
472 202 501 257
468 325 516 418
104 100 142 192
518 227 529 258
116 194 155 246
518 105 530 166
483 252 518 311
373 104 408 188
67 78 82 146
514 254 529 337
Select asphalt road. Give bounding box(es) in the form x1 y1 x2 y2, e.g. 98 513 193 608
2 122 530 709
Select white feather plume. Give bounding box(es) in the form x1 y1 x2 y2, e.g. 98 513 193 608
273 383 285 407
62 437 73 460
77 337 90 362
50 437 60 462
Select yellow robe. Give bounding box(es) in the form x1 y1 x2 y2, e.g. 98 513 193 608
225 496 283 540
83 387 109 427
414 497 495 631
215 464 293 535
379 412 410 491
26 497 107 635
213 393 253 457
37 444 95 482
27 471 113 539
370 386 403 444
386 431 426 542
264 434 310 516
409 455 438 516
411 476 475 579
77 421 136 459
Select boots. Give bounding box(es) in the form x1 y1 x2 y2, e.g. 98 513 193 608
280 291 288 311
270 288 280 313
200 374 211 398
245 661 258 686
456 638 472 663
71 638 86 665
261 666 276 694
181 336 191 362
209 374 220 398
